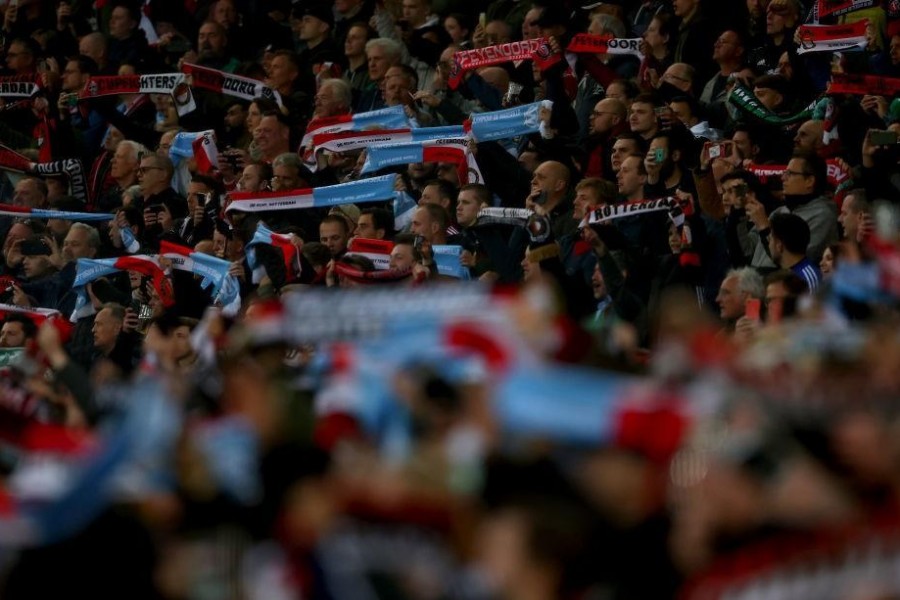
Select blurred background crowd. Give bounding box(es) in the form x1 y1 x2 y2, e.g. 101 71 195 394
3 0 900 598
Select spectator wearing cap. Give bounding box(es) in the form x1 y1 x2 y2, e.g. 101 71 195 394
699 30 746 129
19 222 99 314
746 152 838 268
342 22 375 104
768 213 822 292
748 0 800 75
296 3 346 75
16 237 59 308
329 204 361 236
671 0 718 87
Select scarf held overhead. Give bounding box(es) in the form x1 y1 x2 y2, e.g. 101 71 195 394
0 75 40 99
566 34 645 59
226 174 398 213
181 62 282 107
81 74 196 116
796 20 868 55
448 38 561 90
361 138 482 184
0 145 88 204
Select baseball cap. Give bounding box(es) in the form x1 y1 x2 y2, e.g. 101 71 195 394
329 203 361 230
20 237 52 256
297 3 334 28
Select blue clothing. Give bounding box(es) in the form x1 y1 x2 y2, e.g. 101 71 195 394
790 257 822 293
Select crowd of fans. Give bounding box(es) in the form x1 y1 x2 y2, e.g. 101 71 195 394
3 0 900 597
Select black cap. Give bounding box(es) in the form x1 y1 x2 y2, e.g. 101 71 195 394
298 3 334 28
20 237 52 257
534 5 571 29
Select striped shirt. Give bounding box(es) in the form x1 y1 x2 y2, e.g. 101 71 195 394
791 258 822 293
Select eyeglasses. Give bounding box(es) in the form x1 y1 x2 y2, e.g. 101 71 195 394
782 169 810 178
137 166 163 174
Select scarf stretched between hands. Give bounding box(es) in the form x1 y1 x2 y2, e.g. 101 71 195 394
182 62 283 107
71 255 175 321
80 73 196 116
361 138 483 184
728 85 814 126
0 145 88 204
159 240 241 316
448 38 561 90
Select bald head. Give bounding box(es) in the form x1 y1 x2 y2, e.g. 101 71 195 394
531 160 571 208
794 119 824 153
478 67 510 95
79 32 108 67
590 97 627 135
661 62 694 92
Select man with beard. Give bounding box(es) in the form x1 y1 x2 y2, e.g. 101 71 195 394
195 20 238 72
644 132 696 198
